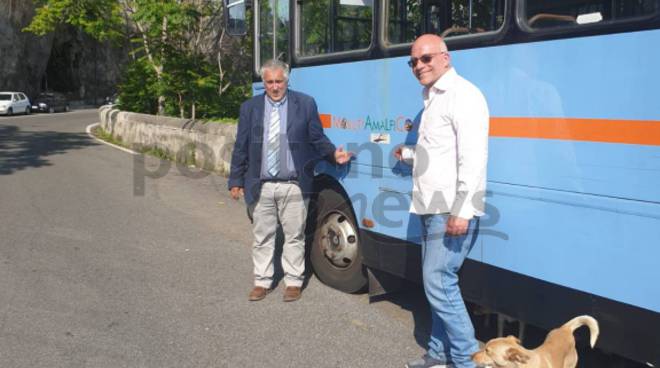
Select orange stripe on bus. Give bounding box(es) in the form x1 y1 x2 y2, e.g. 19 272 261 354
319 114 332 128
490 117 660 146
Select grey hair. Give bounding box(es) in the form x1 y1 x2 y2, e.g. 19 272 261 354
259 59 290 81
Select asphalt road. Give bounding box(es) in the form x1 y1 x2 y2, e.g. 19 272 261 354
0 110 430 368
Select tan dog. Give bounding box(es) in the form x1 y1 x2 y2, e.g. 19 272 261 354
472 315 599 368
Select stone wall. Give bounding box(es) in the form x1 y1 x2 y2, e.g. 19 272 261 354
98 106 237 175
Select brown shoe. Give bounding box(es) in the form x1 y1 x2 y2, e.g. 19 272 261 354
248 286 271 301
283 286 302 302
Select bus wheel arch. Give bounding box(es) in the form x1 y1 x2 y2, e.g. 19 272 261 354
308 176 367 293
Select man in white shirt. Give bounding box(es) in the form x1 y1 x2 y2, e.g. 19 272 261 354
396 34 489 368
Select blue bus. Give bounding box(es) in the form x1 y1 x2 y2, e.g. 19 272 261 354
225 0 660 365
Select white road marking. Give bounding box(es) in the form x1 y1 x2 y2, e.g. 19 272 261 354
86 122 139 155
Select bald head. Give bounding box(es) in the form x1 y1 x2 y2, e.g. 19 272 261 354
413 34 448 52
410 34 451 87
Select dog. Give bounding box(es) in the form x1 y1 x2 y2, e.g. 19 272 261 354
472 315 599 368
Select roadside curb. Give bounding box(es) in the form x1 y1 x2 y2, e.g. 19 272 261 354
86 122 138 155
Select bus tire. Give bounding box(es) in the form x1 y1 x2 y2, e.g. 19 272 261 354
310 187 367 293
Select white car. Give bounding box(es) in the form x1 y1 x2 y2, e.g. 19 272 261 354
0 91 31 116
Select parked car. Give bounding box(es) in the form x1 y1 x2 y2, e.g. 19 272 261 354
31 92 70 113
0 91 31 115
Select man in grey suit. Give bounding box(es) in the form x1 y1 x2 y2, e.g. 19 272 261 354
228 59 351 302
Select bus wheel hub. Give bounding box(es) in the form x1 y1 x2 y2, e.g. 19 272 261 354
320 212 358 268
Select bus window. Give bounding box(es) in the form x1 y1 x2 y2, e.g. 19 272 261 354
299 0 373 56
257 0 290 70
524 0 658 29
426 0 505 39
224 0 247 36
386 0 423 45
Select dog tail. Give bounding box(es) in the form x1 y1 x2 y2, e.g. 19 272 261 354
563 315 599 348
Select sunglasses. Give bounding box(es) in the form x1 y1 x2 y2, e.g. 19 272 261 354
407 52 446 68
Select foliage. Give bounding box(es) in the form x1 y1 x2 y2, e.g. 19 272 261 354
141 146 174 161
117 58 159 114
25 0 252 120
159 52 250 120
24 0 124 42
196 79 251 120
92 126 124 147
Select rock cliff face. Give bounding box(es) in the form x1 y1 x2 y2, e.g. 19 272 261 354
45 27 128 104
0 1 126 102
0 1 53 98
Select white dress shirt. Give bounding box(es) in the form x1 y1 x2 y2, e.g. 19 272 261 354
401 67 489 218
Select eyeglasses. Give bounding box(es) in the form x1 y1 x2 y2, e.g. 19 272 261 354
407 52 446 68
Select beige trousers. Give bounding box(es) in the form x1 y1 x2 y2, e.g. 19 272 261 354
250 182 307 288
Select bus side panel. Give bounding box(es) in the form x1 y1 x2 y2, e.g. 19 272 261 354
290 27 660 364
483 179 660 312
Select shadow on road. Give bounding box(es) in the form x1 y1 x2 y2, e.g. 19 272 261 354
370 285 433 349
0 125 97 175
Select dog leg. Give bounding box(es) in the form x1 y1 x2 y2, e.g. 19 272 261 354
563 350 578 368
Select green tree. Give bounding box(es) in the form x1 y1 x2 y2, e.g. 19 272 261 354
117 58 158 114
25 0 251 119
25 0 125 41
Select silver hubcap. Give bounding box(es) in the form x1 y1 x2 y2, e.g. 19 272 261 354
319 212 358 268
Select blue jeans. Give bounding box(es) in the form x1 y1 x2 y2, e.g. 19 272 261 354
421 214 479 368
